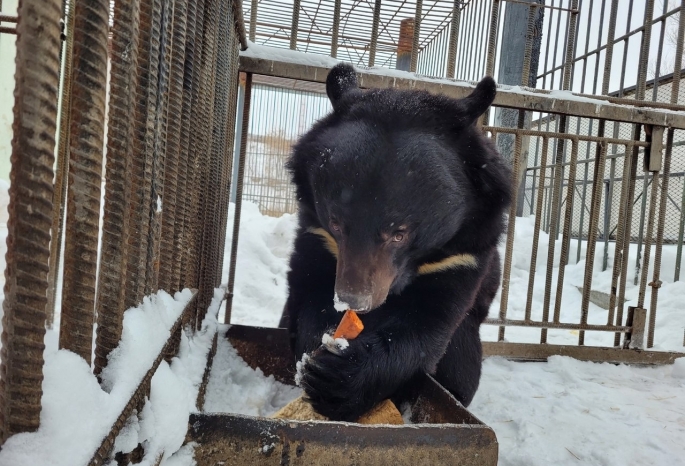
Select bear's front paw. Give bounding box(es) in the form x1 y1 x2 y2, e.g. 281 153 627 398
298 340 376 422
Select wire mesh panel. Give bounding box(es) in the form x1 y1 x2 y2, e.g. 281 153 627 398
239 76 331 216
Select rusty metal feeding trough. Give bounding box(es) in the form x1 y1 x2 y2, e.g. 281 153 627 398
187 325 498 465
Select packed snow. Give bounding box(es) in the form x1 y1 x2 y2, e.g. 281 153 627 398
0 186 683 465
211 200 685 466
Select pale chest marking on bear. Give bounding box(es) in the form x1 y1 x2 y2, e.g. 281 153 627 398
307 227 478 275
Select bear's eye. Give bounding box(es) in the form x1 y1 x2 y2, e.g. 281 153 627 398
392 232 405 242
329 220 341 232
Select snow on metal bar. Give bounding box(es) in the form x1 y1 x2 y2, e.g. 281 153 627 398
238 43 685 130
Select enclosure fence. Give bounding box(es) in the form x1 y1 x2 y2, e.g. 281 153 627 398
232 0 685 365
1 0 685 460
0 0 245 457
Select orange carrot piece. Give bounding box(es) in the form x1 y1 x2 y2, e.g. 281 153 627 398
333 310 364 340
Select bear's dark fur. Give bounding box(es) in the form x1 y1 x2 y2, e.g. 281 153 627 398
279 63 512 422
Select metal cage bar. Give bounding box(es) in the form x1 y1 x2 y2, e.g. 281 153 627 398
0 0 62 444
94 0 141 376
58 0 110 363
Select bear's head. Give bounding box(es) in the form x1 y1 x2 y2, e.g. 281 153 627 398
288 63 510 312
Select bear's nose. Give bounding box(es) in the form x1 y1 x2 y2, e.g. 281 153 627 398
334 291 373 313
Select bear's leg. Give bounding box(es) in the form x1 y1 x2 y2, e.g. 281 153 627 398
433 311 484 407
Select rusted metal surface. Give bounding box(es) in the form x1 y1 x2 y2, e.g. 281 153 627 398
289 0 300 50
189 410 497 466
445 0 460 79
158 0 188 293
231 0 248 50
196 332 218 411
46 0 76 329
197 0 222 322
144 0 167 296
237 55 685 129
367 0 381 67
94 0 142 376
88 291 197 466
482 341 683 365
126 0 158 308
180 0 206 292
192 325 497 466
59 0 110 363
212 0 240 290
224 73 253 324
173 0 198 291
0 0 62 443
409 0 422 73
226 325 296 384
578 137 608 345
647 128 672 348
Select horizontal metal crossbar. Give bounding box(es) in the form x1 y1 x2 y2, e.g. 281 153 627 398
482 341 683 365
483 318 631 332
238 54 685 129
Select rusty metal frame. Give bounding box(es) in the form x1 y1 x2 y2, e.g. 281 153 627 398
238 55 685 130
88 290 197 466
235 54 685 364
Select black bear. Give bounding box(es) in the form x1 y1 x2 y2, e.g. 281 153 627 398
279 63 512 422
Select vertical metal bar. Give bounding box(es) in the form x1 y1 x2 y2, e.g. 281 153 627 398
446 0 460 79
541 126 566 343
614 140 640 346
368 0 381 67
290 0 300 50
174 0 198 291
146 0 174 295
126 0 158 307
632 0 656 287
498 113 525 341
650 0 669 102
525 136 549 322
94 0 141 377
635 0 655 101
520 3 537 87
482 0 500 125
578 137 607 345
670 0 685 106
553 139 579 325
46 0 76 329
158 0 188 293
59 0 110 364
197 0 223 323
0 0 62 443
217 9 241 291
225 73 253 324
180 0 206 291
331 0 341 58
485 0 500 77
193 0 220 324
562 0 579 90
249 0 257 42
647 128 672 348
677 166 685 282
607 142 631 326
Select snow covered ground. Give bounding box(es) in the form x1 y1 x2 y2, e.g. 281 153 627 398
0 180 683 465
208 201 685 466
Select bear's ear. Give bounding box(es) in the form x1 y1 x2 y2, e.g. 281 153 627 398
457 76 497 125
326 63 360 111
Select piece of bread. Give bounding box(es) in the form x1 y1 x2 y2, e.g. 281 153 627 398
272 396 404 425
